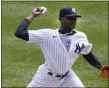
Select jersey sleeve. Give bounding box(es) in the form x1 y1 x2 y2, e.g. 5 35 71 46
79 33 92 55
27 29 48 43
79 41 92 55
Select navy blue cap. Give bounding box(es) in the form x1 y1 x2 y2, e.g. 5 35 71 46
59 7 81 18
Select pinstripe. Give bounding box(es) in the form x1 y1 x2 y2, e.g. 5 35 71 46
60 70 84 87
27 29 91 87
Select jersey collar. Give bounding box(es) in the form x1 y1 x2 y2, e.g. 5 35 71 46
58 29 76 35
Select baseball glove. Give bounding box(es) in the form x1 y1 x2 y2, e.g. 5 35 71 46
99 65 109 79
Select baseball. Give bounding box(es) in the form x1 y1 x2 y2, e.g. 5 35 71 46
40 7 47 14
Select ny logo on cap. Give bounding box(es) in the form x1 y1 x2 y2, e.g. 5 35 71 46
72 8 76 13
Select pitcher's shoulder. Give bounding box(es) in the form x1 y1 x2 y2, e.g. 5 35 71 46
75 30 87 38
39 28 55 32
39 28 53 31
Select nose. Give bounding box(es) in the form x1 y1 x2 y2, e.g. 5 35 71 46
69 18 77 24
72 18 77 22
70 19 76 24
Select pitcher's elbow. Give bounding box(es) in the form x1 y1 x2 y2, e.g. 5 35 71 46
14 30 21 38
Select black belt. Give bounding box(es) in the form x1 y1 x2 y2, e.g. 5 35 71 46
48 71 69 79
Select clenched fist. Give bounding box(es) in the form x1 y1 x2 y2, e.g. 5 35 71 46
26 7 47 22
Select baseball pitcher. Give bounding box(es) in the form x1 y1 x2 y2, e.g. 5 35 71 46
15 7 109 87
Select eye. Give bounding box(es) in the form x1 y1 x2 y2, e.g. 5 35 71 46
65 17 76 21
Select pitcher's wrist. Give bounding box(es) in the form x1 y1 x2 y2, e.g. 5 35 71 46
26 13 35 22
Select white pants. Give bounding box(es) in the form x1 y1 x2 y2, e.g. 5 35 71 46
27 64 84 87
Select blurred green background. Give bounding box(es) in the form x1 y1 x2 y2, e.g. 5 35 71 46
2 1 108 87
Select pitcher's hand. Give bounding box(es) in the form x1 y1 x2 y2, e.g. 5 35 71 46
26 8 42 22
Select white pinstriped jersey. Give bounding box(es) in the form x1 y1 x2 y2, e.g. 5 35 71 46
28 29 92 74
59 33 71 52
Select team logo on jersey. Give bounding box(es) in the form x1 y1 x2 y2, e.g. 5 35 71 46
74 43 85 54
66 40 71 44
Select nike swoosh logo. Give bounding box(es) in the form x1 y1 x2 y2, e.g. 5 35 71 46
53 36 57 38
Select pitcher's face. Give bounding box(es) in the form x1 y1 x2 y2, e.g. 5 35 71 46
61 16 77 29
